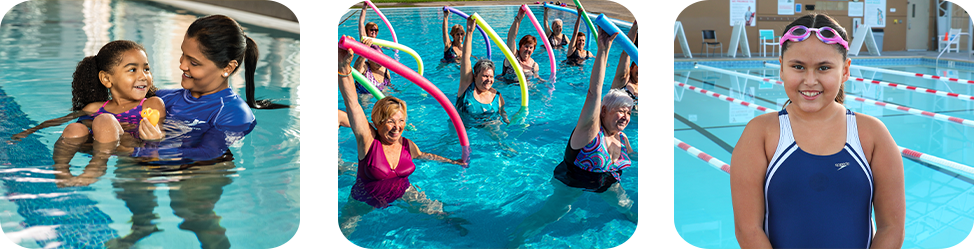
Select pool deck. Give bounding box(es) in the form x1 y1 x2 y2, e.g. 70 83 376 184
368 0 635 22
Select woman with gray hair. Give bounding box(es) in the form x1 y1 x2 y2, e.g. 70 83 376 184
505 27 637 248
543 8 569 48
456 16 509 128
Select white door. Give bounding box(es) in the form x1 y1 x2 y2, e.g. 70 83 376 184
907 0 931 51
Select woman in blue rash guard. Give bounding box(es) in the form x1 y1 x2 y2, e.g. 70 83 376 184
105 15 274 248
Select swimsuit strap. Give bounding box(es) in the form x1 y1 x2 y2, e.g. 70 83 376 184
100 100 110 108
138 98 147 106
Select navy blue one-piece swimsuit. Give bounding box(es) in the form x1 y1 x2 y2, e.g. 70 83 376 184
764 108 874 248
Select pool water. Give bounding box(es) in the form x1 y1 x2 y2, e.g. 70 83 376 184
337 5 638 248
674 60 974 248
0 0 299 248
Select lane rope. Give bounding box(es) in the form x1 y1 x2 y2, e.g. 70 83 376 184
850 64 974 85
674 137 731 174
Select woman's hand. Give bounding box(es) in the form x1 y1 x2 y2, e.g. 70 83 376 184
516 8 525 21
596 28 618 52
138 118 164 141
338 35 355 72
466 16 476 33
360 36 374 47
576 6 584 16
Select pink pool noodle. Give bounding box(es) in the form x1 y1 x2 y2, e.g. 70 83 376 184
521 5 557 78
364 0 398 43
339 37 471 165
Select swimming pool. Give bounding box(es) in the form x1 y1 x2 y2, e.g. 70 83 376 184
0 0 299 248
337 5 638 248
674 58 974 248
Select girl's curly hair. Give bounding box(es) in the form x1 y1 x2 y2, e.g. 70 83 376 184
71 40 155 111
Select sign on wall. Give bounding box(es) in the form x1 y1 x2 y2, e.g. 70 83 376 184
778 0 794 15
864 0 886 28
849 1 864 17
730 0 757 26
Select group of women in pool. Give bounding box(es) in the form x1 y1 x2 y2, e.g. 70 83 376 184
10 14 287 248
339 3 638 247
342 2 906 248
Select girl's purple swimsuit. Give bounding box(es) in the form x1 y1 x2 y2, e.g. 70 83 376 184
77 98 147 137
350 137 417 208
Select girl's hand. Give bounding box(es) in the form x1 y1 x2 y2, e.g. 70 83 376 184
597 28 618 51
138 117 164 141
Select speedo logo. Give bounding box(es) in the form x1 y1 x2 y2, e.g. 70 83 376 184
835 162 850 171
187 119 207 126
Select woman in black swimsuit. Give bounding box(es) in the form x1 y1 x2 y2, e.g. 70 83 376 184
442 10 466 63
611 21 637 111
499 8 540 83
543 8 569 49
564 6 593 66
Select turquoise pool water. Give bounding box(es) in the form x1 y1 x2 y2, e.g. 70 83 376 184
337 5 638 248
674 59 974 248
0 0 299 248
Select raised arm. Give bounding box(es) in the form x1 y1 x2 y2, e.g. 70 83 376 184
612 21 637 89
861 115 905 249
566 6 584 53
730 114 775 248
543 7 551 36
442 10 451 50
353 37 374 73
358 3 368 39
506 9 525 54
338 36 374 159
458 16 476 98
568 28 615 149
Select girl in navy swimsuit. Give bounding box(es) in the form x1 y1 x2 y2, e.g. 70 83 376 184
730 14 905 248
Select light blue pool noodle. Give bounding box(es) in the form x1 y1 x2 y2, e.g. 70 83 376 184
443 6 492 59
594 14 637 65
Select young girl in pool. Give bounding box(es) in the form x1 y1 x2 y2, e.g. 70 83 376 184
10 40 165 187
730 14 904 248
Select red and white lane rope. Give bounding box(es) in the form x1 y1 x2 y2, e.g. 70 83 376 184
847 76 973 101
845 95 975 127
696 63 974 127
764 63 973 101
899 146 974 175
674 81 777 113
850 64 974 85
674 138 731 174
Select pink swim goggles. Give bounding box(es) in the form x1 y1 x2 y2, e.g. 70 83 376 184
779 25 849 50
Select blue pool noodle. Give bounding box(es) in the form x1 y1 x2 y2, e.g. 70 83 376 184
593 14 637 65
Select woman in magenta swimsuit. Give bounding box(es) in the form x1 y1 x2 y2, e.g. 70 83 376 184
506 28 638 248
338 38 469 238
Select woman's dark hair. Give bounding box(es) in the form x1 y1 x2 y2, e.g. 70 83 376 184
186 14 289 109
780 13 849 106
71 40 155 111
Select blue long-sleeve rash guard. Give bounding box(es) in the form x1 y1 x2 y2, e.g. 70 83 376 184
132 88 256 162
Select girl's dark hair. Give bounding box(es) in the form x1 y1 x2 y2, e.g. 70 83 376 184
780 13 849 106
71 40 155 111
186 14 288 109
